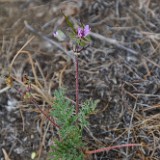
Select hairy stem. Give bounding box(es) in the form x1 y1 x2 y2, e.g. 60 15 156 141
75 55 79 114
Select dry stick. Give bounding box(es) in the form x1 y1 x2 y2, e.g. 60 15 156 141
38 121 51 160
90 32 138 55
85 143 142 155
10 36 35 68
2 148 11 160
0 86 10 94
24 21 67 54
126 98 138 157
10 50 52 104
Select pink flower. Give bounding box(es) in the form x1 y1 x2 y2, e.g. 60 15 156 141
77 25 90 38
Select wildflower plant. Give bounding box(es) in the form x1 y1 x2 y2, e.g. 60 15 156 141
50 13 97 160
50 13 142 160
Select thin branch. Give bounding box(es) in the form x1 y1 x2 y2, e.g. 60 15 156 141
90 32 138 55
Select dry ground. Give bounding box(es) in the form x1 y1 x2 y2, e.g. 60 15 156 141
0 0 160 160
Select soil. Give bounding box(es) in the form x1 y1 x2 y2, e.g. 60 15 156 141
0 0 160 160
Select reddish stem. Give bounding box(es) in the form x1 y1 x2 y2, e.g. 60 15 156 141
75 55 79 114
31 99 60 128
16 86 60 128
85 143 142 155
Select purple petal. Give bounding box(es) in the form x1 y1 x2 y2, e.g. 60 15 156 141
53 31 58 37
77 27 83 38
84 25 90 36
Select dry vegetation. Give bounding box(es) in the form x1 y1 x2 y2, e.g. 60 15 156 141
0 0 160 160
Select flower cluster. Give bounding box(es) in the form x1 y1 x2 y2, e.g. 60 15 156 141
77 25 90 38
53 14 91 52
53 25 91 39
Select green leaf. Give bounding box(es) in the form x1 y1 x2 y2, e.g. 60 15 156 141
84 35 91 42
62 13 76 34
76 39 85 47
50 89 97 160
